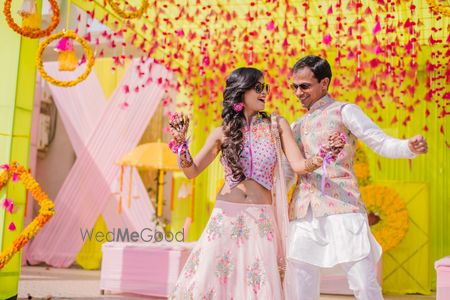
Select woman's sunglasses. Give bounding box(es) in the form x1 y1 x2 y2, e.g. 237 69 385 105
254 82 270 94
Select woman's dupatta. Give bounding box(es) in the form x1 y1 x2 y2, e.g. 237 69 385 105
270 114 289 296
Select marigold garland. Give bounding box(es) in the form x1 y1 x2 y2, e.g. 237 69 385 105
361 184 409 252
0 162 55 269
3 0 60 38
106 0 149 19
36 31 95 87
427 0 450 17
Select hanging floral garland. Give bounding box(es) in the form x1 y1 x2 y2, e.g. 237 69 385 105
0 162 55 269
106 0 149 19
36 31 95 87
79 0 449 139
3 0 60 38
427 0 450 17
361 184 409 252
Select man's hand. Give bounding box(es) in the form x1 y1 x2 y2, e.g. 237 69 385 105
408 134 428 154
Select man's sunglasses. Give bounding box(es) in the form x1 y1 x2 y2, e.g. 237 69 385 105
290 83 313 91
254 82 270 94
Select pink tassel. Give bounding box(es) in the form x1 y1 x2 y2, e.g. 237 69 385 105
8 222 16 231
7 202 14 213
162 97 172 106
327 6 333 14
84 32 91 42
3 198 13 209
12 172 19 182
78 55 86 66
175 29 185 37
373 22 381 35
54 37 74 52
202 55 210 67
374 45 382 54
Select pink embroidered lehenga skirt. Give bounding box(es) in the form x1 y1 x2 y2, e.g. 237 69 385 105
169 200 283 300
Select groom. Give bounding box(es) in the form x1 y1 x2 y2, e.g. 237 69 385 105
283 55 428 300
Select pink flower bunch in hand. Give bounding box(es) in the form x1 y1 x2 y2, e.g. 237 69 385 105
319 132 347 162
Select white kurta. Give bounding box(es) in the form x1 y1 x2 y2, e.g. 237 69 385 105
284 102 416 267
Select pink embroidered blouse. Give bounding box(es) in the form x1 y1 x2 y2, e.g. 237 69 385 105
221 115 277 190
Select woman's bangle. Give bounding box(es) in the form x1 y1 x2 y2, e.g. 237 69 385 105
305 156 320 172
179 151 193 168
174 138 193 169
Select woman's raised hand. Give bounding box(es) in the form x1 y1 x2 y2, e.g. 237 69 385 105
169 112 190 143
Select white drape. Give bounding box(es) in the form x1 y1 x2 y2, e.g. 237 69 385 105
27 59 170 267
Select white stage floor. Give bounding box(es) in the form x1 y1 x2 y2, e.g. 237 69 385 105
18 266 435 299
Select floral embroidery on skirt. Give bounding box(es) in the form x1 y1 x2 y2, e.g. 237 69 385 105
169 200 283 300
206 211 224 241
230 214 250 247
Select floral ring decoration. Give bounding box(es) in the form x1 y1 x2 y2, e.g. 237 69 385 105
361 184 409 252
0 162 55 269
106 0 149 19
36 31 95 87
3 0 60 38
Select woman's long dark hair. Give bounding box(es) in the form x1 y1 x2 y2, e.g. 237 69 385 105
221 67 265 184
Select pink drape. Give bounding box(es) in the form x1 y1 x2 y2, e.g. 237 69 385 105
27 59 170 267
36 62 152 232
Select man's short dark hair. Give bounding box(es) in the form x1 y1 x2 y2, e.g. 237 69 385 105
292 55 332 85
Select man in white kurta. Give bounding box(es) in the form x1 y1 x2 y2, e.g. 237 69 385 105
283 55 428 300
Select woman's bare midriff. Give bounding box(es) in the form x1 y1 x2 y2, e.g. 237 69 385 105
216 179 272 204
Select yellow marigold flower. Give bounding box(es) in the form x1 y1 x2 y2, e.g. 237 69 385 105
361 184 408 252
0 162 55 270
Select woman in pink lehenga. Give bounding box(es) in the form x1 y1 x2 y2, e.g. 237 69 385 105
168 67 344 300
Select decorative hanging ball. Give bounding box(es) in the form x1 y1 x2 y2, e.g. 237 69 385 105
17 0 35 17
17 0 40 29
54 36 77 71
